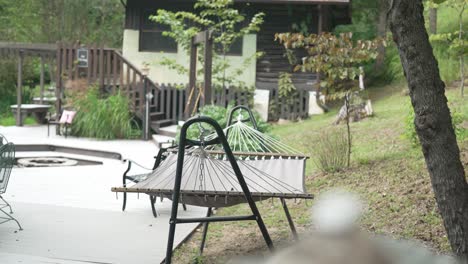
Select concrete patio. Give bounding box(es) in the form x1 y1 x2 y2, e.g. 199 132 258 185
0 125 206 264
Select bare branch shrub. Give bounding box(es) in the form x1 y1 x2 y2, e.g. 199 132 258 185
308 127 349 173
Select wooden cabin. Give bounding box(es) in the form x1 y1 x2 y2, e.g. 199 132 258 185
122 0 351 90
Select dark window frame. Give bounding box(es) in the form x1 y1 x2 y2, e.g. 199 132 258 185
138 9 178 53
214 36 244 56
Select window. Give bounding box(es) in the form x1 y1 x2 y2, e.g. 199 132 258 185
215 37 243 56
139 9 178 53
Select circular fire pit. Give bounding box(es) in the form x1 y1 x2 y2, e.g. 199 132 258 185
17 157 79 168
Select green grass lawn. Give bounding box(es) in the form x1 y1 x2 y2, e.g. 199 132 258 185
172 82 467 264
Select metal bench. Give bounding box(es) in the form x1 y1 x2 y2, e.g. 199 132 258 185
0 142 23 230
122 147 186 218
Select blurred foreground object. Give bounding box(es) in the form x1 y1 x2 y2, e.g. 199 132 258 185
231 190 459 264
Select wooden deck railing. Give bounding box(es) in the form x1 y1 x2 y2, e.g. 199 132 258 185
56 43 159 116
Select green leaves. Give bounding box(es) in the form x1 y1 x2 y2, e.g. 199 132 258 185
275 32 384 95
278 72 297 99
150 0 265 90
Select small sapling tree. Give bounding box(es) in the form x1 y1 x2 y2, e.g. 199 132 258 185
430 0 467 97
150 0 265 91
275 32 384 166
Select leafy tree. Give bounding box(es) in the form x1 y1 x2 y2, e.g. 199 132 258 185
333 0 379 40
275 32 383 166
0 0 124 47
389 0 468 260
430 0 468 96
150 0 265 90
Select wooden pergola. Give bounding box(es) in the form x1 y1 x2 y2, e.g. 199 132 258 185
0 42 56 126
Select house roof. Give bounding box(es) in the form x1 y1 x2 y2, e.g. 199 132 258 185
235 0 349 3
122 0 350 7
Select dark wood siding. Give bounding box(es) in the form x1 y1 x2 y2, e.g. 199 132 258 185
124 1 351 89
252 4 320 90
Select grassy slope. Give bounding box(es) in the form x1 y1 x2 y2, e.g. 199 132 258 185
172 83 467 264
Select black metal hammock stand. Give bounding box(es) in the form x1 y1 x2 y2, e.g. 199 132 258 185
111 108 313 264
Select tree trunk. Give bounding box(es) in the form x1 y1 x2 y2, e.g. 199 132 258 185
389 0 468 261
429 7 437 34
375 0 388 70
345 93 351 167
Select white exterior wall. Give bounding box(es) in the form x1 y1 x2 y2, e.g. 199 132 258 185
122 29 257 87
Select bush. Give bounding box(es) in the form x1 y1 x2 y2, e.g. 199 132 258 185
0 114 36 127
177 104 270 142
403 101 466 147
70 88 141 140
0 59 35 114
309 127 349 173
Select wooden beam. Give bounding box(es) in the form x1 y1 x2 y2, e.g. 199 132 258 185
203 30 213 105
318 4 323 33
56 42 63 120
186 37 198 119
16 50 24 126
99 46 105 91
40 55 45 104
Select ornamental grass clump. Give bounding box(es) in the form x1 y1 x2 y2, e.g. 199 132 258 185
71 87 140 140
309 127 349 173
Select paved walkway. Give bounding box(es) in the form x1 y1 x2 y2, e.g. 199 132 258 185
0 125 206 264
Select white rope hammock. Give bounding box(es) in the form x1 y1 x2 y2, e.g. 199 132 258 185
205 118 306 157
113 117 311 207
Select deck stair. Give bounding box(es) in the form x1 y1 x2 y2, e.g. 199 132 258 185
55 44 177 135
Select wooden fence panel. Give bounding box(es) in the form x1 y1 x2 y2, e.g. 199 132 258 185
266 87 309 121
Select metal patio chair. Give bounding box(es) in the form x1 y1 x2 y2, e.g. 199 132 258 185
47 110 76 138
0 133 7 147
0 143 23 230
122 147 187 218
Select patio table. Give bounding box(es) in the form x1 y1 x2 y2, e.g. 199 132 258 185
10 104 51 125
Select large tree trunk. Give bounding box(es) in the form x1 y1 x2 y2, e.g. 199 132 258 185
388 0 468 261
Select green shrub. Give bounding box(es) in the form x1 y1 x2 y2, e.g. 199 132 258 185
71 88 141 140
177 104 270 142
0 59 35 115
0 114 36 127
403 101 466 147
308 127 349 173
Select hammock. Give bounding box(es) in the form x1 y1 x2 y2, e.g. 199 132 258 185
117 148 308 207
111 109 314 264
112 110 311 207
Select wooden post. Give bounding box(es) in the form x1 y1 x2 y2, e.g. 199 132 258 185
186 37 198 119
318 5 323 34
203 30 213 106
56 42 63 123
99 46 105 92
16 50 24 126
40 55 45 104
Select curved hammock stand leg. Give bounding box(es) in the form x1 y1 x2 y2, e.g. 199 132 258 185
121 160 132 212
164 116 274 264
0 195 13 214
150 196 157 218
280 198 298 241
0 196 23 231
